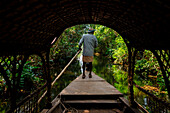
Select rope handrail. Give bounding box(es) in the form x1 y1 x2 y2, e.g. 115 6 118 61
38 50 81 104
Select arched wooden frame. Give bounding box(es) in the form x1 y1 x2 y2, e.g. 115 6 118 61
152 50 170 98
0 50 52 112
0 55 29 110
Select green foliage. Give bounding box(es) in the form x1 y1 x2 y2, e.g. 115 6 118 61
0 55 45 111
112 65 128 94
134 50 167 96
50 25 87 66
20 59 44 91
112 35 128 64
94 25 117 56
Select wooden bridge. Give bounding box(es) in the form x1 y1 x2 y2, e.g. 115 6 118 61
3 50 168 113
42 72 140 113
0 0 170 112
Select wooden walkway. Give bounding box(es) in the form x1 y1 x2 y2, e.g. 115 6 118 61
60 72 123 97
45 72 140 113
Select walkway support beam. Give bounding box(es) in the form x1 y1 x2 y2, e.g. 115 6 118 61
128 46 137 107
46 49 52 108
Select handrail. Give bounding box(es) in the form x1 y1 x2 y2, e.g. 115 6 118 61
6 83 47 113
38 50 81 104
17 83 47 107
51 50 81 86
134 101 149 113
133 82 170 108
7 50 81 112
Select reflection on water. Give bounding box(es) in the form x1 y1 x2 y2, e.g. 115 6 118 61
144 97 147 109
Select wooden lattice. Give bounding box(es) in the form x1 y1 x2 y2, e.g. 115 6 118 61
157 50 170 76
0 0 169 55
0 55 28 109
152 50 170 98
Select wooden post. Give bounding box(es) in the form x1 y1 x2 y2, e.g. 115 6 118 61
46 49 52 108
11 55 17 111
128 46 137 107
128 46 133 106
16 55 29 90
39 53 47 80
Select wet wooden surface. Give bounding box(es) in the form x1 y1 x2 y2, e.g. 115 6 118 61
60 72 123 96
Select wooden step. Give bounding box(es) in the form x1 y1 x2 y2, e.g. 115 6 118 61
77 109 124 113
63 99 120 104
59 94 123 100
62 99 122 109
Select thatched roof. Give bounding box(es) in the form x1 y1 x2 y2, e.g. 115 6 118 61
0 0 169 55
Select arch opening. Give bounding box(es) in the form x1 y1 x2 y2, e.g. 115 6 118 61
50 24 169 111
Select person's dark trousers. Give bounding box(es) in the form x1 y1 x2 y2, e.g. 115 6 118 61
89 62 92 76
83 62 92 78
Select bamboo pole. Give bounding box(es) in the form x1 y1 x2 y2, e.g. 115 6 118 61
38 50 81 104
51 50 81 86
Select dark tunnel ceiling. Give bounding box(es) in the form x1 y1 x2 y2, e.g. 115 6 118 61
0 0 169 55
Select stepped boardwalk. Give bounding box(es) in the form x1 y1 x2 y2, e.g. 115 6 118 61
46 72 140 113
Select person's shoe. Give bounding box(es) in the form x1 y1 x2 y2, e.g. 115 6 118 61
89 74 92 78
82 74 86 79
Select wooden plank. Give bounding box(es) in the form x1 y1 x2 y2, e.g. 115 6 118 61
74 72 105 82
47 100 61 113
134 101 149 113
64 99 119 104
60 72 123 96
41 109 48 113
119 97 141 113
60 81 122 95
76 109 123 113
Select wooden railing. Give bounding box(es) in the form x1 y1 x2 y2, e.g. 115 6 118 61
134 82 170 113
7 50 81 113
7 49 169 113
7 83 47 113
38 50 81 104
